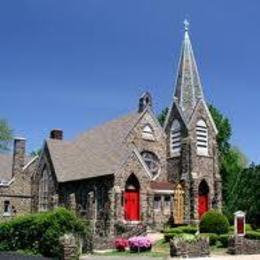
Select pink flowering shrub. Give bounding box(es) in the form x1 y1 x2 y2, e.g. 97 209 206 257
128 236 152 252
114 237 128 251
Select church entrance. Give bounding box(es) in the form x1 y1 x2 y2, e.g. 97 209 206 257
198 180 209 218
124 174 140 221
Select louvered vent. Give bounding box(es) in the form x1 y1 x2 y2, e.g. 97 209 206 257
196 119 208 155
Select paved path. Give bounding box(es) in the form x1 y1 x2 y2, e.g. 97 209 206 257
81 254 260 260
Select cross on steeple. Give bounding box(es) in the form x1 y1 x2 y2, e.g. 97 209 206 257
184 19 190 32
173 20 204 120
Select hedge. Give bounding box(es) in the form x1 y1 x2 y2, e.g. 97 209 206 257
200 210 230 235
245 231 260 240
199 233 219 246
0 208 88 257
218 234 229 248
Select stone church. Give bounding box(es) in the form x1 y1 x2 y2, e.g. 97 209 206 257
0 22 222 241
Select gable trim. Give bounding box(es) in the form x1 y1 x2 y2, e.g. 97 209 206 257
188 99 218 134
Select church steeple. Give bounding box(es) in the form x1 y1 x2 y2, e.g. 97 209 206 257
174 20 204 120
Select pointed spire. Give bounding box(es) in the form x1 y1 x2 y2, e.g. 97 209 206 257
173 20 204 120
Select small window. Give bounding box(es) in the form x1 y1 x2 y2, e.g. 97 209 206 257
196 119 208 155
164 195 171 209
154 195 161 210
142 125 155 141
170 120 181 156
3 200 11 216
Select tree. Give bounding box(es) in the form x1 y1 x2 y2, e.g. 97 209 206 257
30 148 42 157
157 107 168 127
229 165 260 227
208 104 232 155
0 119 13 152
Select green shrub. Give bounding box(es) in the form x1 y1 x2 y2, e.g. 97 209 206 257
218 234 229 248
199 233 219 246
245 231 260 240
0 208 88 257
176 225 197 234
200 210 230 235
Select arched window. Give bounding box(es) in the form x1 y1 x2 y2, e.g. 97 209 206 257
142 125 155 141
196 119 208 155
38 168 49 212
170 120 182 156
141 151 160 178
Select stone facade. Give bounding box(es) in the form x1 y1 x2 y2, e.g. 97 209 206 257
170 237 210 257
228 236 260 255
0 138 38 219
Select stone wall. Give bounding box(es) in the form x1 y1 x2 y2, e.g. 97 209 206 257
126 110 167 182
59 234 79 260
170 237 210 258
0 156 38 219
31 144 59 212
228 236 260 255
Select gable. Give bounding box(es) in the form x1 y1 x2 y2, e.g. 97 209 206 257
188 99 218 135
126 108 166 144
164 102 187 136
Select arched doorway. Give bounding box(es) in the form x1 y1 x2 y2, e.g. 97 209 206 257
198 180 209 218
124 174 140 221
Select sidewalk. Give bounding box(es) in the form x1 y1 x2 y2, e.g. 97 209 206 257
80 254 260 260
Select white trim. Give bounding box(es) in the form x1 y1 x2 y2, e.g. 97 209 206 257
133 148 153 179
188 99 218 135
23 155 39 171
152 189 174 194
125 107 166 142
0 177 15 187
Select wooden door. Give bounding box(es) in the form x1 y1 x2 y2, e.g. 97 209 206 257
198 194 208 218
124 191 140 221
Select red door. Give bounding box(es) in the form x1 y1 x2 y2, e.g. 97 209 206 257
198 195 208 218
124 191 140 221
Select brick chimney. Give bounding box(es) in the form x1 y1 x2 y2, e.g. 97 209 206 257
12 137 26 177
50 129 63 140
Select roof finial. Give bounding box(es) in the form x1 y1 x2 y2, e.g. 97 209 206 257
184 18 190 32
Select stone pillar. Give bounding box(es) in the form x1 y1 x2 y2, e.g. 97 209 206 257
12 137 26 177
52 194 59 208
69 193 77 212
181 137 192 224
191 178 199 222
114 186 122 221
215 178 222 210
59 233 78 260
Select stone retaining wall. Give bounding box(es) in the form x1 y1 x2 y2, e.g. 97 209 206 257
170 237 210 258
228 236 260 255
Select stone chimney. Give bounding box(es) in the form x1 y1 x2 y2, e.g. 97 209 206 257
50 129 63 140
138 92 153 113
12 137 26 177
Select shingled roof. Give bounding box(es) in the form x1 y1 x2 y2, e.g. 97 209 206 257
47 112 141 183
0 153 33 182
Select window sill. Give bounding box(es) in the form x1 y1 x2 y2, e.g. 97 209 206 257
3 212 11 217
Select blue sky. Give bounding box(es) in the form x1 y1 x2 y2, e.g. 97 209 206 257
0 0 259 162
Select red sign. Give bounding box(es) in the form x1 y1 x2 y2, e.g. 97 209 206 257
237 217 244 234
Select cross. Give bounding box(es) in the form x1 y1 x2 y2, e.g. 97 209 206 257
184 19 190 32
